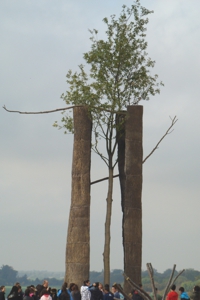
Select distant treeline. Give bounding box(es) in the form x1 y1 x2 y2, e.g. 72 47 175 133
1 265 200 293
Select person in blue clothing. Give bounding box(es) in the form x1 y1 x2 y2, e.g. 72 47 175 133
59 283 70 300
68 284 76 300
104 285 114 300
179 287 190 300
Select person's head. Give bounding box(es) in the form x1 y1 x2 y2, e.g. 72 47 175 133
71 284 79 292
61 282 68 293
92 282 99 288
111 286 118 293
104 285 110 293
194 286 200 292
24 288 31 297
43 281 49 289
83 280 90 287
41 289 50 296
171 285 176 291
99 283 103 291
51 288 57 295
18 286 22 293
179 287 184 294
29 287 36 294
15 283 20 287
138 284 142 289
0 286 5 292
69 283 75 291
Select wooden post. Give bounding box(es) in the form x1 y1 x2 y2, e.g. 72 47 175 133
123 105 143 293
65 106 92 288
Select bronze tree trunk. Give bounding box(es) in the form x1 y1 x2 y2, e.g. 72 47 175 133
65 106 92 288
123 105 143 293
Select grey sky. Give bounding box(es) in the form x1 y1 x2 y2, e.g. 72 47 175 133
1 0 200 274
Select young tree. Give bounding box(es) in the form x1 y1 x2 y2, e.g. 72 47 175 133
55 0 163 284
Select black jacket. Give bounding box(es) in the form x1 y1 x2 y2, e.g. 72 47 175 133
89 288 103 300
0 292 5 300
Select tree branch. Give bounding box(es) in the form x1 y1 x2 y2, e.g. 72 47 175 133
112 283 131 300
91 174 119 185
146 263 157 300
91 116 178 185
143 116 178 163
162 265 176 300
2 105 79 114
3 104 127 115
123 272 152 300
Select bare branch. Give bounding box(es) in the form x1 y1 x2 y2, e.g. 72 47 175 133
162 266 184 300
91 174 119 185
162 265 176 300
123 272 152 300
91 116 178 185
112 283 131 300
2 105 79 114
143 116 178 163
170 269 185 287
146 263 157 300
3 104 127 115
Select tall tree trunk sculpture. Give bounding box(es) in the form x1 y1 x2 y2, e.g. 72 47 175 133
123 105 143 293
65 106 92 288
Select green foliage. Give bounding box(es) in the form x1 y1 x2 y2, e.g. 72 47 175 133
0 265 18 285
57 0 163 147
2 265 200 293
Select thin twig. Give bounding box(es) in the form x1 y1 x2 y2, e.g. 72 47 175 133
143 116 178 163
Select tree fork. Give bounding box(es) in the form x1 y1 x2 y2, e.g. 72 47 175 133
65 106 92 288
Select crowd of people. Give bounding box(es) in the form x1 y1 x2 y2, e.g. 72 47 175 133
166 284 200 300
0 280 123 300
0 281 200 300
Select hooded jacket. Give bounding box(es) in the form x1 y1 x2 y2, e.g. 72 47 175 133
40 294 52 300
80 286 91 300
180 292 190 300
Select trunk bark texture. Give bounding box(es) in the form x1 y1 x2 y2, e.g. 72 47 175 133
123 105 143 293
65 106 92 288
103 167 114 285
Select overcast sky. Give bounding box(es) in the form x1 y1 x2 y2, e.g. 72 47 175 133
1 0 200 276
